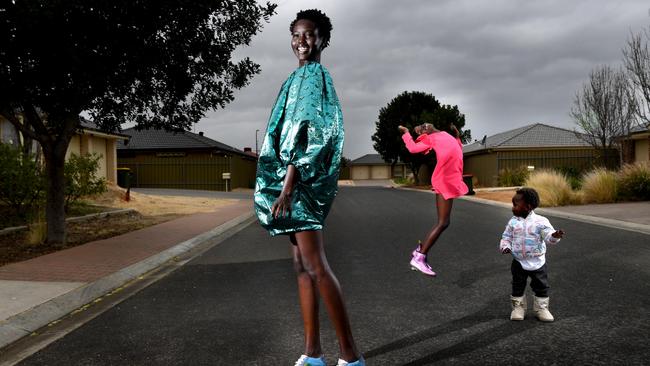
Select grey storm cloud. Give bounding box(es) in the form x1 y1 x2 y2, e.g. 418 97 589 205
195 0 649 159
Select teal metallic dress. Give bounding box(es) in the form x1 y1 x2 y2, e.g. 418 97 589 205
254 62 344 236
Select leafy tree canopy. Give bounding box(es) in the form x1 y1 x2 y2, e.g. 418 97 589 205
371 91 470 180
0 0 277 134
0 0 276 244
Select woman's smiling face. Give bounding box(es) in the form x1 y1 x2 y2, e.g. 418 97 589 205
291 19 323 65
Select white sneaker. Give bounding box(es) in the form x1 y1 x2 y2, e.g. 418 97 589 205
337 356 365 366
295 354 327 366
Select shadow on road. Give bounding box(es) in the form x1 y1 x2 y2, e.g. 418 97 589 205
364 298 541 364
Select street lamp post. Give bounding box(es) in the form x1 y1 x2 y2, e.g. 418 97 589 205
255 129 260 156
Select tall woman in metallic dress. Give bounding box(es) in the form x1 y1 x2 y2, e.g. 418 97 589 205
254 9 364 366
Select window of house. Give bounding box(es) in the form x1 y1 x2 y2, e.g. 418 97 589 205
0 119 19 145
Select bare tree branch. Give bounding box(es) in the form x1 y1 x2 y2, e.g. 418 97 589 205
571 65 637 162
623 27 650 126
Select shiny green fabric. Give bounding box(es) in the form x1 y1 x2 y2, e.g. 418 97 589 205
254 62 344 236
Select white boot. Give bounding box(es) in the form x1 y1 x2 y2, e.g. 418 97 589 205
510 295 526 321
533 296 554 322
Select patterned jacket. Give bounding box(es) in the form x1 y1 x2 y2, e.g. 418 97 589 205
499 211 560 270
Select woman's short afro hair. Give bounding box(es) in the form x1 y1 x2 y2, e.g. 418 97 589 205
289 9 332 50
516 187 540 209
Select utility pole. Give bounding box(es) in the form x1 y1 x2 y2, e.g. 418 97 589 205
255 129 260 156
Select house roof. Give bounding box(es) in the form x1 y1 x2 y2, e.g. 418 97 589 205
350 154 404 165
463 123 591 154
117 127 247 156
79 118 129 139
629 123 649 134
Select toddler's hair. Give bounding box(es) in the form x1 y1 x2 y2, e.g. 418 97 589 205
516 187 540 209
290 9 332 50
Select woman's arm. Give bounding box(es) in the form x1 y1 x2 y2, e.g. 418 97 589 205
271 164 297 219
400 126 431 154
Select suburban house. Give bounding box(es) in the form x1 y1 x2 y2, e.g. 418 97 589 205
117 128 257 191
348 154 407 181
463 123 619 187
620 124 650 164
0 117 128 184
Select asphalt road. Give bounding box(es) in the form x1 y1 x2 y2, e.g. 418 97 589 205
17 187 650 365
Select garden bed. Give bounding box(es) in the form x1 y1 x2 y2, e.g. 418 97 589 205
0 184 234 267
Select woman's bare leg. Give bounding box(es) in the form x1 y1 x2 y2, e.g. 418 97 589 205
295 230 360 362
419 195 453 255
291 234 322 357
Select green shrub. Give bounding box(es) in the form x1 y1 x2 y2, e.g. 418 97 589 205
392 176 412 185
0 144 45 217
497 166 530 187
524 169 572 207
617 162 650 201
64 153 107 210
580 168 618 203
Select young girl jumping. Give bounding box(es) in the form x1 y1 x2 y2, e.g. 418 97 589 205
398 123 468 277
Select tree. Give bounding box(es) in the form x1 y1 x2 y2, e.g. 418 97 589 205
571 65 637 165
623 26 650 125
371 91 470 182
340 156 352 168
0 0 276 245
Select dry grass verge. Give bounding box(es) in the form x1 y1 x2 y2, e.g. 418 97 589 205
0 183 236 266
473 190 516 203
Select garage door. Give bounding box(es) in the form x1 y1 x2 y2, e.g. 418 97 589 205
370 165 390 179
351 166 370 180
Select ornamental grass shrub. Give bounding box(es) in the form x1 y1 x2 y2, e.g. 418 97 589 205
581 168 618 204
523 169 572 207
569 190 585 205
617 162 650 201
497 166 530 187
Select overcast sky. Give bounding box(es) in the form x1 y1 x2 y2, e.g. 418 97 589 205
194 0 649 160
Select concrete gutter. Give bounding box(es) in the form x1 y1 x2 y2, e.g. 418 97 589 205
398 187 650 236
460 195 650 236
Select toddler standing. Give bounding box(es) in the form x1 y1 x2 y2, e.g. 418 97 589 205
500 188 565 322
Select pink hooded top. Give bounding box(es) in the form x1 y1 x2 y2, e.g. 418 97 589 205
402 131 468 200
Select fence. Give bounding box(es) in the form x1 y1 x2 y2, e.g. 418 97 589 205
496 149 620 173
119 156 232 191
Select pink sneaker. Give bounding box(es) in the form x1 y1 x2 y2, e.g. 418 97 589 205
412 243 422 258
410 252 436 277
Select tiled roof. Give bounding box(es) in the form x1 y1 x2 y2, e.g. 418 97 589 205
79 118 128 138
350 154 404 165
463 123 591 154
117 127 246 156
629 123 649 134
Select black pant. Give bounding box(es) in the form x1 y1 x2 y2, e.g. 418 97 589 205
511 259 549 297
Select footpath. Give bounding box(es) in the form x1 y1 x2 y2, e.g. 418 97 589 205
0 199 253 351
461 194 650 235
1 187 648 353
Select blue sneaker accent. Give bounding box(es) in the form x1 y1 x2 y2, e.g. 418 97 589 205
337 356 365 366
295 354 327 366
